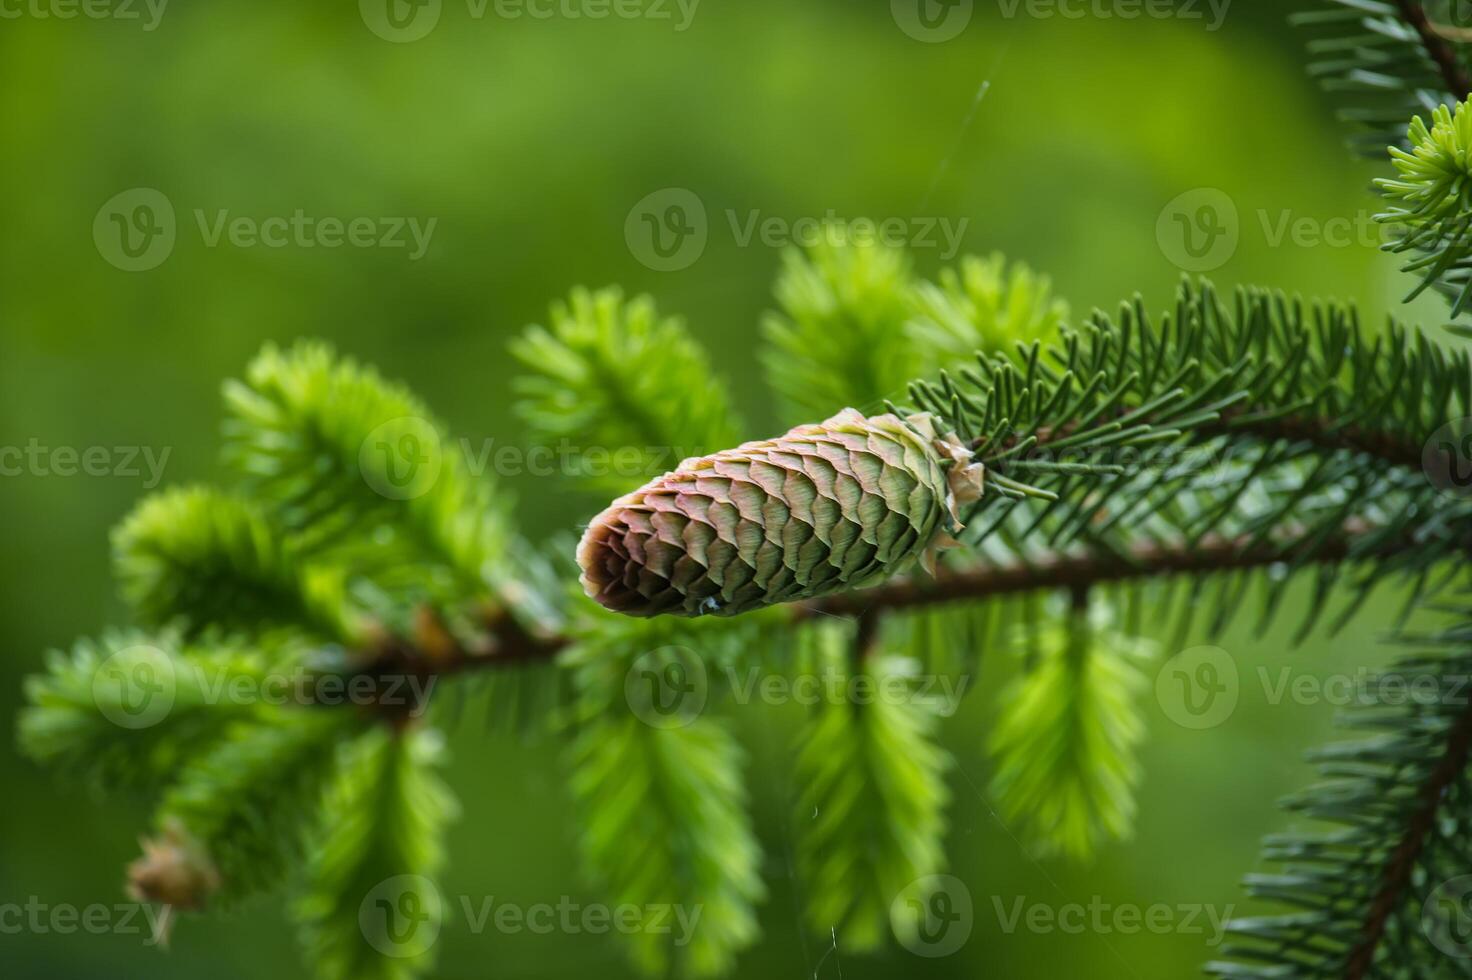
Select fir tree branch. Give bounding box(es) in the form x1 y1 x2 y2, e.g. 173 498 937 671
151 709 358 903
18 632 268 796
295 726 457 980
1396 0 1472 99
1209 619 1472 977
342 518 1432 686
793 626 951 952
1305 4 1472 314
1376 94 1472 315
1196 411 1426 471
113 486 361 643
307 278 1472 716
798 520 1423 619
1345 681 1472 978
512 287 743 492
1296 0 1471 155
32 252 1472 980
564 636 766 978
221 340 513 620
987 597 1154 860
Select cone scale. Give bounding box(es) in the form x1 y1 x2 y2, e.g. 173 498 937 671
577 409 983 617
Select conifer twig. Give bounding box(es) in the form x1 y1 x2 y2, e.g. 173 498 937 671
1398 0 1472 99
798 520 1415 619
1345 693 1472 978
356 520 1424 686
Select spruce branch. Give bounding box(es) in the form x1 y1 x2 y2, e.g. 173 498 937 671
1396 0 1472 99
580 278 1469 623
151 709 359 904
1303 3 1472 317
800 520 1424 619
565 634 766 978
762 237 1064 422
1377 95 1472 314
762 233 922 421
512 286 743 492
908 251 1069 370
987 597 1154 861
793 624 951 951
23 249 1472 980
240 279 1472 688
113 486 360 643
1346 688 1472 978
222 340 513 620
17 632 268 796
295 726 458 980
914 283 1468 496
346 516 1442 686
1209 616 1472 978
1296 0 1471 156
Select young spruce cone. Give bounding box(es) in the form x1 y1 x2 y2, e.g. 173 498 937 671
578 408 984 617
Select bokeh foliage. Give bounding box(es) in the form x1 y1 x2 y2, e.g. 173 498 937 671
1 3 1462 979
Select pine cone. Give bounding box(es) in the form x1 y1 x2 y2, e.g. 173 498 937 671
578 408 983 617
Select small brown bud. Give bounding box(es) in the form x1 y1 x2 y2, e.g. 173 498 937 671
127 820 220 913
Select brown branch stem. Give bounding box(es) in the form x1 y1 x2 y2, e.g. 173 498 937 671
1200 412 1426 471
1345 694 1472 978
796 521 1404 620
357 520 1412 692
349 394 1438 699
1399 0 1472 100
997 408 1427 474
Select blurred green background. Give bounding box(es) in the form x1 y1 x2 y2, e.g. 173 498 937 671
0 0 1452 976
